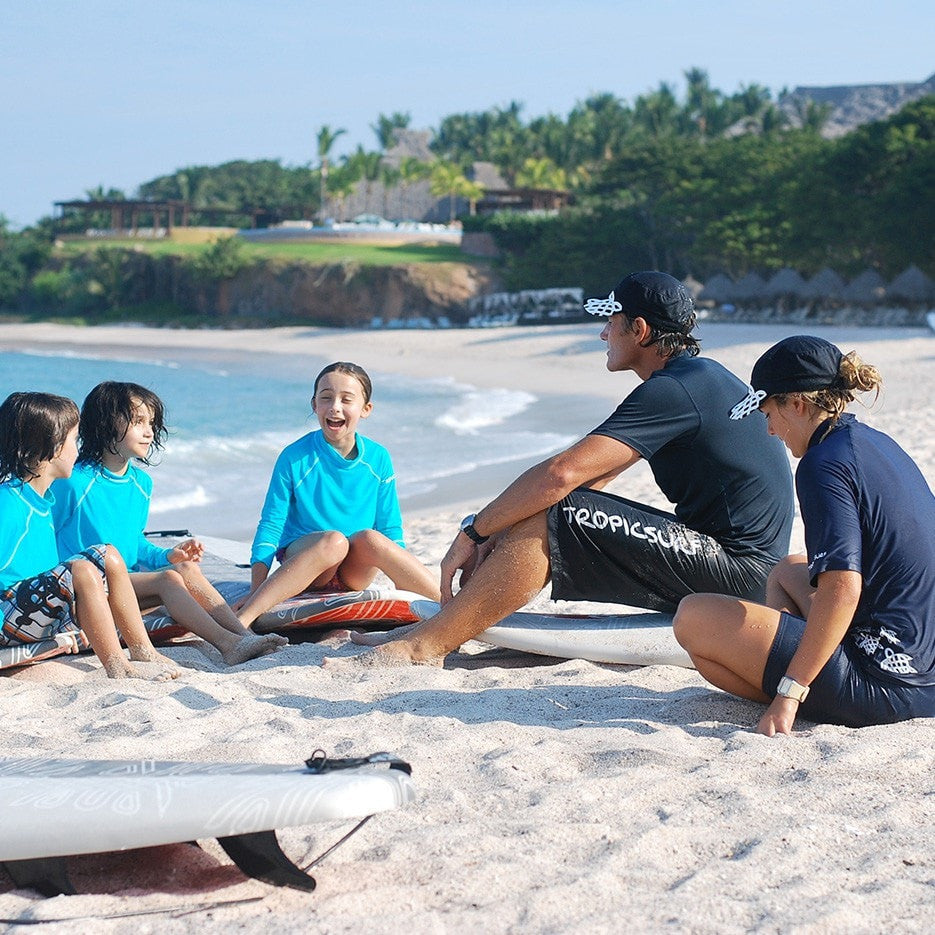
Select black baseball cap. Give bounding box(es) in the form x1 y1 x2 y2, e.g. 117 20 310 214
584 271 695 335
730 335 844 420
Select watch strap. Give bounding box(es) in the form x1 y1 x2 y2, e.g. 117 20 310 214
460 514 489 544
776 675 809 703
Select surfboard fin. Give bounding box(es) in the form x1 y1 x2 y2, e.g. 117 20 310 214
2 857 76 897
217 830 317 892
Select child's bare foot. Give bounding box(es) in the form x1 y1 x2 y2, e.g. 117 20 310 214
126 644 181 679
102 653 140 679
221 632 287 666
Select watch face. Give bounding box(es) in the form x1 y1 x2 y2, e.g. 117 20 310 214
777 676 808 701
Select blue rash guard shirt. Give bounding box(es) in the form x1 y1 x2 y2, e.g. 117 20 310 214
796 414 935 686
590 355 794 562
0 480 60 588
51 461 171 572
250 430 405 568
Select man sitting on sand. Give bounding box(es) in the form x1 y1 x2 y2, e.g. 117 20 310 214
344 271 794 666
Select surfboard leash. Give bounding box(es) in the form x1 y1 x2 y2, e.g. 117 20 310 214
304 749 413 775
299 749 413 872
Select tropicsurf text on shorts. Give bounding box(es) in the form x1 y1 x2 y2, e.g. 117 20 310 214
562 505 701 556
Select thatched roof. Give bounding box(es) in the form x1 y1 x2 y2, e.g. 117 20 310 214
698 273 735 303
681 274 704 299
383 129 435 167
886 265 935 302
732 272 767 301
842 269 887 303
803 268 846 299
469 162 509 191
763 268 807 298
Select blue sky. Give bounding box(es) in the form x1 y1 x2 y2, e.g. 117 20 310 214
2 0 932 228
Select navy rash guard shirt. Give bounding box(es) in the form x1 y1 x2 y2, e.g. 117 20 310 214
590 355 794 562
797 413 935 686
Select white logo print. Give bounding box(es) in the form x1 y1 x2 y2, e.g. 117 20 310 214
729 386 767 421
563 505 702 556
584 291 623 318
854 625 918 675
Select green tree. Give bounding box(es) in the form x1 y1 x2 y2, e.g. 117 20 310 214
515 157 567 191
371 111 411 150
316 124 347 221
430 161 478 221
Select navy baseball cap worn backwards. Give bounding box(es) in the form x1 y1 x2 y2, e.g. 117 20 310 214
584 271 695 335
730 335 844 420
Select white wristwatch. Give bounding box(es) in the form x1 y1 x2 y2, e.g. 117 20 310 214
776 675 809 703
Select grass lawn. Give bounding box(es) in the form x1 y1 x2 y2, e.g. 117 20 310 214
57 238 476 266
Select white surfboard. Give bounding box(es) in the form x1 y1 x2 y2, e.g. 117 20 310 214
480 610 691 667
407 600 691 667
0 753 415 894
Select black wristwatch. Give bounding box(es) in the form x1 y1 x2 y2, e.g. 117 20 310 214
460 513 489 544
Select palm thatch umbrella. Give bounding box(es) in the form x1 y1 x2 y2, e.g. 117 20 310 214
842 269 886 304
763 268 807 299
803 268 846 300
886 265 935 303
681 274 704 300
698 273 735 303
732 272 767 303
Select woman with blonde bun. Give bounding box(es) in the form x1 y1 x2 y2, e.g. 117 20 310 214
674 335 935 734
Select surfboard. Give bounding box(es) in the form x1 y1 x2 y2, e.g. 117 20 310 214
478 609 692 667
141 532 428 638
0 635 80 672
252 588 427 634
926 310 935 334
0 752 415 895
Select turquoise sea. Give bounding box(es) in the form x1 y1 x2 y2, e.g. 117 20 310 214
0 343 576 541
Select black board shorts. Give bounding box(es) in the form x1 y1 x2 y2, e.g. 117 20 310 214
547 488 774 613
764 612 935 728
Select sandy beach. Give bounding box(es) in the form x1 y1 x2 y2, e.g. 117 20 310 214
0 319 933 933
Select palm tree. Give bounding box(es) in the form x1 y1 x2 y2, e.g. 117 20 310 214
316 124 347 222
430 161 467 222
371 111 411 150
515 157 567 191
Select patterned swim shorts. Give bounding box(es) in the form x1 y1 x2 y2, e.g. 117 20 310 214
0 545 108 646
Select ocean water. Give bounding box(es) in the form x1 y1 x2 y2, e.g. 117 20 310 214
0 346 576 540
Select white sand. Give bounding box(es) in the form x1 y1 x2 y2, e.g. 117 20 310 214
0 320 933 933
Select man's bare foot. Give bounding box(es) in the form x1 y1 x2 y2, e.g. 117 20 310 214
126 644 181 679
349 623 417 646
321 640 444 670
221 632 287 666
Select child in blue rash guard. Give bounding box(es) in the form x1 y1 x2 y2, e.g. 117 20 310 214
675 336 935 733
0 392 179 680
51 382 286 665
235 362 440 628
